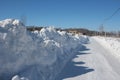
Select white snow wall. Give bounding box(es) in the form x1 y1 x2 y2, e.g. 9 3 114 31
0 19 88 80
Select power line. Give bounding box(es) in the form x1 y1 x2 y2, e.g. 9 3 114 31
102 8 120 24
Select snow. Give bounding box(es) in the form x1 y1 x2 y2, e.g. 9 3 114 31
93 36 120 58
0 19 88 80
0 19 23 28
1 19 120 80
12 75 28 80
56 37 120 80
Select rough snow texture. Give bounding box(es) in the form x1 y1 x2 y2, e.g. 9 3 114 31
56 37 120 80
12 75 28 80
0 19 88 80
93 36 120 57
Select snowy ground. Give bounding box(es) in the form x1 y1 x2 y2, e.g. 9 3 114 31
56 37 120 80
93 36 120 59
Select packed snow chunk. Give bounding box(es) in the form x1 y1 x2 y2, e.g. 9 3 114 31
75 34 89 44
35 40 59 65
39 27 60 40
0 19 23 28
0 19 89 80
12 75 28 80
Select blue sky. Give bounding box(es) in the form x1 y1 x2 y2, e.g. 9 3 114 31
0 0 120 31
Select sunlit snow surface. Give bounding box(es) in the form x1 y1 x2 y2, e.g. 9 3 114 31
0 19 88 80
93 36 120 57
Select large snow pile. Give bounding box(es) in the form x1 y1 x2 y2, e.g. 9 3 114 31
0 19 88 80
93 36 120 57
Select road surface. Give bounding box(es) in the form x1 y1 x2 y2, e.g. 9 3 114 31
56 37 120 80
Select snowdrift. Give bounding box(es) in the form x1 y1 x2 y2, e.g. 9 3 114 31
93 36 120 57
0 19 88 80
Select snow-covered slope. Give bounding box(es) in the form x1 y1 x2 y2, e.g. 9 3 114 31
93 36 120 58
0 19 88 80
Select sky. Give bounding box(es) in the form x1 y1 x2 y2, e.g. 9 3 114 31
0 0 120 31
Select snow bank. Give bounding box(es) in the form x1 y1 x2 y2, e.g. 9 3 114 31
93 36 120 57
0 19 88 80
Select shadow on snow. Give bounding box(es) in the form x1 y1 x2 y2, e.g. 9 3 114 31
56 45 94 80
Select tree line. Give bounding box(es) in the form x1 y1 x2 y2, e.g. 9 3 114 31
26 26 120 37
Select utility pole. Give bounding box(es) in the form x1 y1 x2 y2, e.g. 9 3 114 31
99 24 104 36
99 8 120 37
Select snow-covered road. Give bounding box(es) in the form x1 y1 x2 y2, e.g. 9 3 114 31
56 37 120 80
